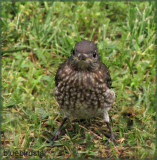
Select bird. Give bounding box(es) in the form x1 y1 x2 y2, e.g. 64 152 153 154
53 40 116 144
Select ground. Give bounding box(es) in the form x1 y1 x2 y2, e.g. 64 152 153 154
1 1 156 159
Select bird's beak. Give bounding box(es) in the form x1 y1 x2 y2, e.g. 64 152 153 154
73 54 93 63
78 54 87 61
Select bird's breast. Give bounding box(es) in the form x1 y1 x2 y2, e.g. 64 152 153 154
54 65 115 118
57 65 106 89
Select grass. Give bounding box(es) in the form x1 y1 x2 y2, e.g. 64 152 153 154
1 1 156 159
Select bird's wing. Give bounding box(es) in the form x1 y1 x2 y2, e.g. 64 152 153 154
100 63 112 89
55 69 61 86
55 59 70 86
55 62 65 86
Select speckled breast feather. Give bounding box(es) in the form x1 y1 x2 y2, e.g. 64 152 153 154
54 64 115 119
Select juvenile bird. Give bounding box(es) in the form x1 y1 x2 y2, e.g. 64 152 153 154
53 40 116 143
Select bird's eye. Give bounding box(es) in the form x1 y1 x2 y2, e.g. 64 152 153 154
93 52 97 58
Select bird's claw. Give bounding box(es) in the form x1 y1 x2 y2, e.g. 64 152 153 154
109 136 117 144
44 130 61 146
106 135 117 147
51 130 61 144
44 130 54 137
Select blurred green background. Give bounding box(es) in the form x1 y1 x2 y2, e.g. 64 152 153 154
1 1 156 159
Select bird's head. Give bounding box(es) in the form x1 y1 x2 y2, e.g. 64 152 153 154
71 40 100 71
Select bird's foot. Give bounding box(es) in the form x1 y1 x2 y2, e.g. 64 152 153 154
108 134 117 145
44 117 68 146
44 130 62 146
44 130 53 138
51 130 61 144
105 134 117 148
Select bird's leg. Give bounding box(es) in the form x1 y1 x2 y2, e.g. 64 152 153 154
52 116 68 144
106 122 116 143
104 108 117 144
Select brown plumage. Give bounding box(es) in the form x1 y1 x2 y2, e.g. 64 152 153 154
53 40 116 143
